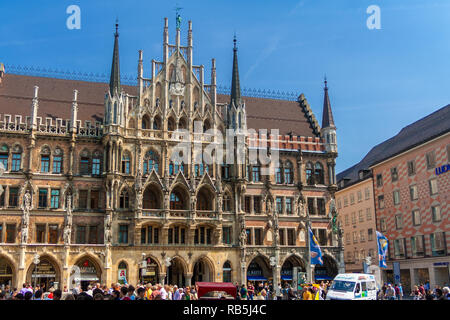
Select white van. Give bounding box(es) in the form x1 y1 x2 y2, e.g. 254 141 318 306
325 273 378 300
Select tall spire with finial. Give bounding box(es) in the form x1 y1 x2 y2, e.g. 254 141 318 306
230 34 241 105
321 76 335 128
109 19 121 96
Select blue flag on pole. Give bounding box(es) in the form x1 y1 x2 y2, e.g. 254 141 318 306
376 231 388 268
309 228 323 265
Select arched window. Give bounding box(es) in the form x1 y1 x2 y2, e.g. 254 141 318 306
223 261 232 283
284 161 293 184
52 148 63 174
167 117 175 131
0 145 9 171
275 167 282 184
170 191 184 210
178 118 187 130
238 113 242 129
195 163 209 177
305 162 314 185
143 186 161 209
40 146 51 173
153 116 161 130
143 150 159 174
119 190 129 209
122 152 131 174
142 114 150 129
223 192 232 212
169 161 184 176
92 152 102 176
314 162 324 184
11 145 22 172
80 150 90 175
203 120 211 133
196 188 213 211
251 163 261 182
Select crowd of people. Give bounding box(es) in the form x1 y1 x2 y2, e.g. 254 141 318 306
0 281 332 301
1 280 449 300
379 282 450 300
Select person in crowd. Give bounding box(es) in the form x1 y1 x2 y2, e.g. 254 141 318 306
247 282 254 300
93 293 104 300
442 287 450 300
384 284 396 300
239 284 248 300
63 293 75 300
127 285 136 300
120 286 130 300
53 289 62 301
136 287 146 300
33 290 42 300
411 285 422 300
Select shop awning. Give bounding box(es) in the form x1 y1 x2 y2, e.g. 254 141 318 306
281 276 293 280
247 276 267 281
314 276 333 280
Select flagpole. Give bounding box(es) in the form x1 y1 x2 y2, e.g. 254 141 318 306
306 209 312 284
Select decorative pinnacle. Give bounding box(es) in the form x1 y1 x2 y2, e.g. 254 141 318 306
324 75 328 89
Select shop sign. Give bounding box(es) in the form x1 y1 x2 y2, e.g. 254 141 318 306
435 164 450 176
118 269 127 281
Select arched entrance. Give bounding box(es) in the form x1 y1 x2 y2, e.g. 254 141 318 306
247 256 272 286
27 256 61 292
139 256 160 285
192 257 214 284
75 257 102 291
314 255 338 282
281 255 306 288
167 257 186 287
0 257 14 289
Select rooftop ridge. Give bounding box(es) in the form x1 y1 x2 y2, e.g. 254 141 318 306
5 64 299 101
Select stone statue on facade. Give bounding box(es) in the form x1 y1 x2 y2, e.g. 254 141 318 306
135 168 143 210
64 194 73 245
104 212 112 245
239 228 247 247
20 191 32 244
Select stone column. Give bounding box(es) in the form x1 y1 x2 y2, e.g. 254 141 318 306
159 273 167 285
185 273 193 287
428 265 436 289
409 268 416 292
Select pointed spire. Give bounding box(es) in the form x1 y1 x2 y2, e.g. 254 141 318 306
321 76 335 128
109 20 121 96
230 34 241 105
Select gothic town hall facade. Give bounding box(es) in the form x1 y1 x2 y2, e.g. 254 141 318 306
0 18 343 290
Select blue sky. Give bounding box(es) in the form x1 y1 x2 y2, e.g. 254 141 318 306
1 0 450 173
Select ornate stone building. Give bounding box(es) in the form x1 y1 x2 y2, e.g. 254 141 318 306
0 18 342 291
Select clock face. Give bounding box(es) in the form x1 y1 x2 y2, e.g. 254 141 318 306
170 82 184 95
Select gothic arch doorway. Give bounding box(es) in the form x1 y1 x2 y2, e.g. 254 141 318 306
0 256 15 289
192 257 214 284
167 257 186 287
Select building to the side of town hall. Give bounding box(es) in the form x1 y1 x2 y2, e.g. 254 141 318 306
337 105 450 292
0 18 343 291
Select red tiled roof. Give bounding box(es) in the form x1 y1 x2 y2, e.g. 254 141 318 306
0 73 318 136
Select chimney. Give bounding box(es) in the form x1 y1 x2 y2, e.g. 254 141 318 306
0 63 5 84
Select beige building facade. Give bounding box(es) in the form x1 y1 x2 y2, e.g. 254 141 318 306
0 18 343 291
336 174 378 272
